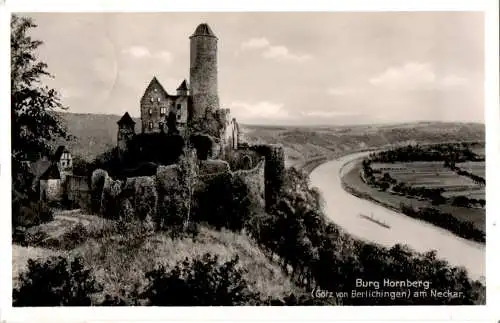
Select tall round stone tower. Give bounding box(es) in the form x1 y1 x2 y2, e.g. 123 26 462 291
189 23 220 133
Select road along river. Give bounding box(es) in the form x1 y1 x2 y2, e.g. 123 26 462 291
309 150 485 282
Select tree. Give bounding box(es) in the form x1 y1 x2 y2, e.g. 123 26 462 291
11 15 69 193
179 146 198 229
13 256 101 306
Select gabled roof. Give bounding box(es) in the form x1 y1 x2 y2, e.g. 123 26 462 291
53 145 70 161
176 79 188 91
191 23 217 38
40 164 61 180
30 159 51 179
117 112 136 125
140 76 169 102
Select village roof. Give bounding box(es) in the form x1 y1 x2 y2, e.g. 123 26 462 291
30 159 51 179
176 80 188 91
117 112 136 125
53 145 70 161
191 23 217 38
39 164 61 180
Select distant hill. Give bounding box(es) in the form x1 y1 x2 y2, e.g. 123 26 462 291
58 112 485 164
241 122 485 168
57 112 140 161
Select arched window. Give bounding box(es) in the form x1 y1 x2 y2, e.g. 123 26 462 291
149 122 153 130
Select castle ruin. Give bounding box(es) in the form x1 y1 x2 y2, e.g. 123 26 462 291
108 23 285 213
117 23 231 157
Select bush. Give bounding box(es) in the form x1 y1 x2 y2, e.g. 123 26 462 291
23 228 49 247
90 169 108 214
12 199 54 229
59 223 89 250
193 173 255 231
141 253 260 306
13 256 101 306
100 177 123 219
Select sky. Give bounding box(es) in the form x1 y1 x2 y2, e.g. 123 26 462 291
25 12 484 125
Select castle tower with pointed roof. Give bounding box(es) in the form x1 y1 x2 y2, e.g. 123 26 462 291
189 23 219 129
118 23 228 156
117 112 136 153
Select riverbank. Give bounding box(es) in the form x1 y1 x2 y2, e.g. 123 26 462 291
309 151 485 282
340 157 485 243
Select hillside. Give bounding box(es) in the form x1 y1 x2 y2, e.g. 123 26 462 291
12 211 301 303
57 112 485 165
57 112 140 161
241 122 485 168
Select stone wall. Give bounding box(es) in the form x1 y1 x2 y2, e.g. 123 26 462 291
224 148 261 171
90 142 285 220
40 179 62 202
198 159 230 176
65 175 90 210
233 159 265 208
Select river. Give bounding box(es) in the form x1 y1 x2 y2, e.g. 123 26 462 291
309 150 485 282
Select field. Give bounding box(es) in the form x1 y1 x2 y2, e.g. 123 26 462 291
371 162 484 199
457 161 486 179
342 162 485 232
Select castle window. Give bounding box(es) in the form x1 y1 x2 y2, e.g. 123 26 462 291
157 97 161 102
149 122 153 130
160 107 166 115
177 104 181 110
149 109 152 115
177 114 181 121
150 97 154 103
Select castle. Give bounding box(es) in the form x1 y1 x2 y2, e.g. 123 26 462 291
117 23 237 157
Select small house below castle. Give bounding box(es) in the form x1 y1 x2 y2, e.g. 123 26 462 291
28 145 74 203
39 163 62 202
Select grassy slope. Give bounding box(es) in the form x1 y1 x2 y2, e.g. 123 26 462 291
12 211 299 303
74 227 299 303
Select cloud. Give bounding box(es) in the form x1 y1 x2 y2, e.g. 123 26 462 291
369 62 436 90
441 75 469 87
241 37 270 49
229 100 290 120
121 46 173 63
302 110 361 118
262 46 312 62
240 37 312 63
327 87 359 96
369 62 469 90
60 87 84 99
122 46 150 58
